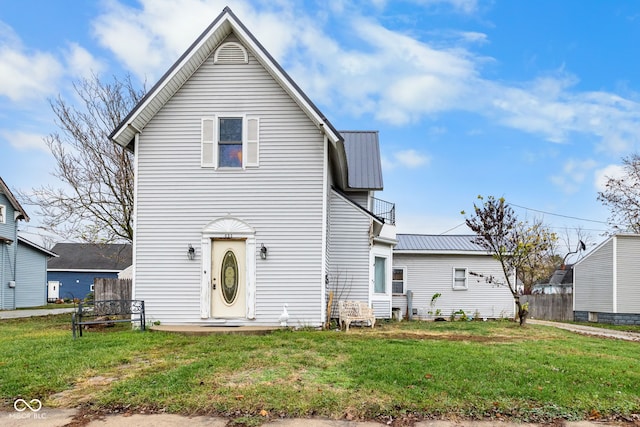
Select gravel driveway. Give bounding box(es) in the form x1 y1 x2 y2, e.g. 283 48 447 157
529 319 640 342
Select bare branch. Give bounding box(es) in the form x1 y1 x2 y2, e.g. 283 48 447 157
17 74 145 243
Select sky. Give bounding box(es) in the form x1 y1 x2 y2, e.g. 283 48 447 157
1 0 640 257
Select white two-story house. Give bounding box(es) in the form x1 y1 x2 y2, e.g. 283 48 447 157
110 7 396 327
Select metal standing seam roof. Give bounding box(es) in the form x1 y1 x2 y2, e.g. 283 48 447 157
395 234 489 252
48 243 132 271
340 131 383 190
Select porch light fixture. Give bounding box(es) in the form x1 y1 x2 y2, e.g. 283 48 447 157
187 244 196 260
260 243 268 260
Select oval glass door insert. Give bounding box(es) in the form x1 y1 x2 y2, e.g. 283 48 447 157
221 250 239 304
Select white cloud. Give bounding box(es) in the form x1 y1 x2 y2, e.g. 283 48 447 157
0 22 64 101
411 0 479 14
594 164 626 192
550 158 598 194
64 43 105 79
89 1 640 155
1 130 48 152
384 149 431 170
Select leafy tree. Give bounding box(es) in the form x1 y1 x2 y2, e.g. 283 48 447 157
463 195 557 325
597 153 640 233
20 74 144 243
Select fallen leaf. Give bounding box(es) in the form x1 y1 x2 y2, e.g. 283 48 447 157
424 374 433 379
260 409 268 417
235 395 244 400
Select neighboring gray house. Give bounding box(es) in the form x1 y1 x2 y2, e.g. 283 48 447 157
574 234 640 325
47 243 132 301
392 234 515 320
0 177 57 309
109 7 396 327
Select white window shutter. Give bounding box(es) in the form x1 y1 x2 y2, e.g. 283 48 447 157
201 117 216 168
245 117 259 167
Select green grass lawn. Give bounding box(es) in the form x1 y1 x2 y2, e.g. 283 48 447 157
1 315 639 424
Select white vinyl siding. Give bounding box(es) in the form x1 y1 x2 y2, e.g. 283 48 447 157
612 235 640 313
394 253 514 319
574 239 614 313
134 35 325 326
327 190 371 308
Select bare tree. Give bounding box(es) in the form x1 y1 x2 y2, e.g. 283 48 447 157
597 153 640 233
463 196 557 325
19 74 144 243
558 226 591 265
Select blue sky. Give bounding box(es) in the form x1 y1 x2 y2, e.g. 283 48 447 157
1 0 639 254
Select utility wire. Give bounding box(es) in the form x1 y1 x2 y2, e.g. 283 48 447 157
509 203 609 225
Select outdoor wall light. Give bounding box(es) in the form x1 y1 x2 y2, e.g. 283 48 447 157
260 243 268 260
187 244 196 260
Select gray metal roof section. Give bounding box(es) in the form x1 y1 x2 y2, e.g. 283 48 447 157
48 243 132 271
395 234 488 252
340 131 383 190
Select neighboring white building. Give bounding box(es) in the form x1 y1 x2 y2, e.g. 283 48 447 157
110 7 396 327
392 234 515 320
573 234 640 325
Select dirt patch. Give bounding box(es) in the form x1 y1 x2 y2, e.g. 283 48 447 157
48 358 166 407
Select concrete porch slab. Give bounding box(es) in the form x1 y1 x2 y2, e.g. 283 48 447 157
149 324 281 336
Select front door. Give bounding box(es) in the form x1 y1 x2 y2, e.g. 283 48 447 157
211 239 246 318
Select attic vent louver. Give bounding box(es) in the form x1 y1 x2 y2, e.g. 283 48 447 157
214 42 248 64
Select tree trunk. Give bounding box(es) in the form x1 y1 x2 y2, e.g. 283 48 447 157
515 296 529 326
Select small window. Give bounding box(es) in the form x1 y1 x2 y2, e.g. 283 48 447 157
392 267 405 294
201 115 259 169
90 284 94 292
374 256 387 294
453 268 468 290
219 117 243 168
0 205 5 224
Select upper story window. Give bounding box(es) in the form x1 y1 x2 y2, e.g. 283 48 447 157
0 205 5 224
219 118 243 167
201 115 259 169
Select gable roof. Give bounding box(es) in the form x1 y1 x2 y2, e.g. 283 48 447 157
18 237 58 258
341 131 383 190
48 243 132 271
395 234 489 254
0 176 29 221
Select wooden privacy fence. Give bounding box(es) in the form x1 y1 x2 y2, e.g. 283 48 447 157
94 278 132 301
521 294 573 321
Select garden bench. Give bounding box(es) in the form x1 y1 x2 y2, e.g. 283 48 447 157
338 300 375 331
72 299 145 339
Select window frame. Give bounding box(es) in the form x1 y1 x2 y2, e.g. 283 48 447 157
374 256 387 294
452 267 468 290
392 266 406 295
0 204 5 224
201 114 259 169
